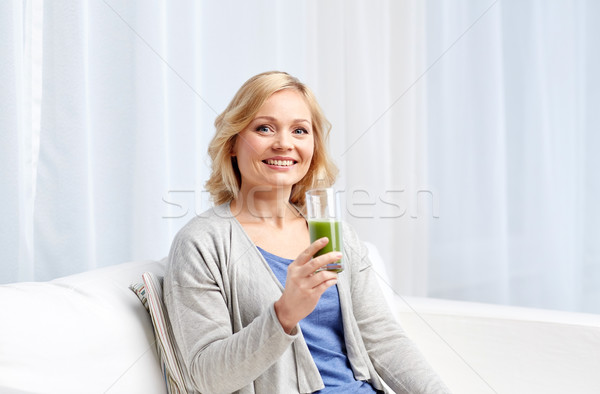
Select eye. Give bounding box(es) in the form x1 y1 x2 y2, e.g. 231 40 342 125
292 128 309 135
255 125 272 133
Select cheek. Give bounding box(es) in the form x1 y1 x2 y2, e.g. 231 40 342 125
303 136 315 161
306 149 315 165
235 135 259 160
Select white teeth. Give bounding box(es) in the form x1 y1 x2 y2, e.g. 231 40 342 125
266 159 294 166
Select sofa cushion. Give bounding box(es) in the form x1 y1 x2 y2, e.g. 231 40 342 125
0 260 168 394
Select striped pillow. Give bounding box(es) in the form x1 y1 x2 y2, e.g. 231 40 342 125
130 272 189 394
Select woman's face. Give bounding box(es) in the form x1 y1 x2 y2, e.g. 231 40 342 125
232 89 315 193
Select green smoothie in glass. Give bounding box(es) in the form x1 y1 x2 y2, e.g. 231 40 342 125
306 188 344 272
308 219 343 272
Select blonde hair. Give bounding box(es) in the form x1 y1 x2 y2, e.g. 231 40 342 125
205 71 338 207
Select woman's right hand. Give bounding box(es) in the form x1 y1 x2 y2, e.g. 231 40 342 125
274 237 342 334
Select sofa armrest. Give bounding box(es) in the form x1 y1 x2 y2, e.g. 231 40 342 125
0 260 168 394
395 296 600 394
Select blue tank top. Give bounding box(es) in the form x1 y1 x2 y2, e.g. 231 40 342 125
258 247 377 393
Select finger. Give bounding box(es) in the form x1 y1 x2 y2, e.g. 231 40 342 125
306 267 339 290
304 251 343 274
296 237 330 266
303 270 336 291
313 276 338 292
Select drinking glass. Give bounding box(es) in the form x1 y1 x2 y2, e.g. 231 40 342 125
305 188 343 272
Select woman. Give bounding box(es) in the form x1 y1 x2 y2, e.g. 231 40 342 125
164 71 450 393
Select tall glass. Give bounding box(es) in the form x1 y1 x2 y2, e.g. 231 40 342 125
305 188 343 272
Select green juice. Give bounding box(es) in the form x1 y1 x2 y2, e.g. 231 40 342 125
308 220 343 272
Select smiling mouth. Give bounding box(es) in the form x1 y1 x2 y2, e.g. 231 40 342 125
263 159 297 167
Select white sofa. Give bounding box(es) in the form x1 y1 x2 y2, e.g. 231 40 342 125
0 260 167 394
1 257 599 394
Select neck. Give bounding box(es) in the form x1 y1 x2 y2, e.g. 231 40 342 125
231 185 300 227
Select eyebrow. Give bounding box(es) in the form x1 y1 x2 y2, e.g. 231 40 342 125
253 116 311 125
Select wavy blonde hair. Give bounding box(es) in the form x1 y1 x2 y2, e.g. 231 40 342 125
205 71 338 207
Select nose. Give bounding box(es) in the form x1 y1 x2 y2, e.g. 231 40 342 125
273 132 293 151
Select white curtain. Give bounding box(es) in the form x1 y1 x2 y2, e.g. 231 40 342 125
1 0 598 314
424 0 600 313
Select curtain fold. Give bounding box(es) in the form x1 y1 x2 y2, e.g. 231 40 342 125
425 1 511 304
1 1 598 314
425 0 600 312
0 0 24 281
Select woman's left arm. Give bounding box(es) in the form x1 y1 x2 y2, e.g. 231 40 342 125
345 226 451 394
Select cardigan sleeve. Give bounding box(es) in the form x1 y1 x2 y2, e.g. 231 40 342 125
163 218 298 394
344 225 452 394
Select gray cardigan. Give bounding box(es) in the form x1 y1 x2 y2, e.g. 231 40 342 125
164 203 450 394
